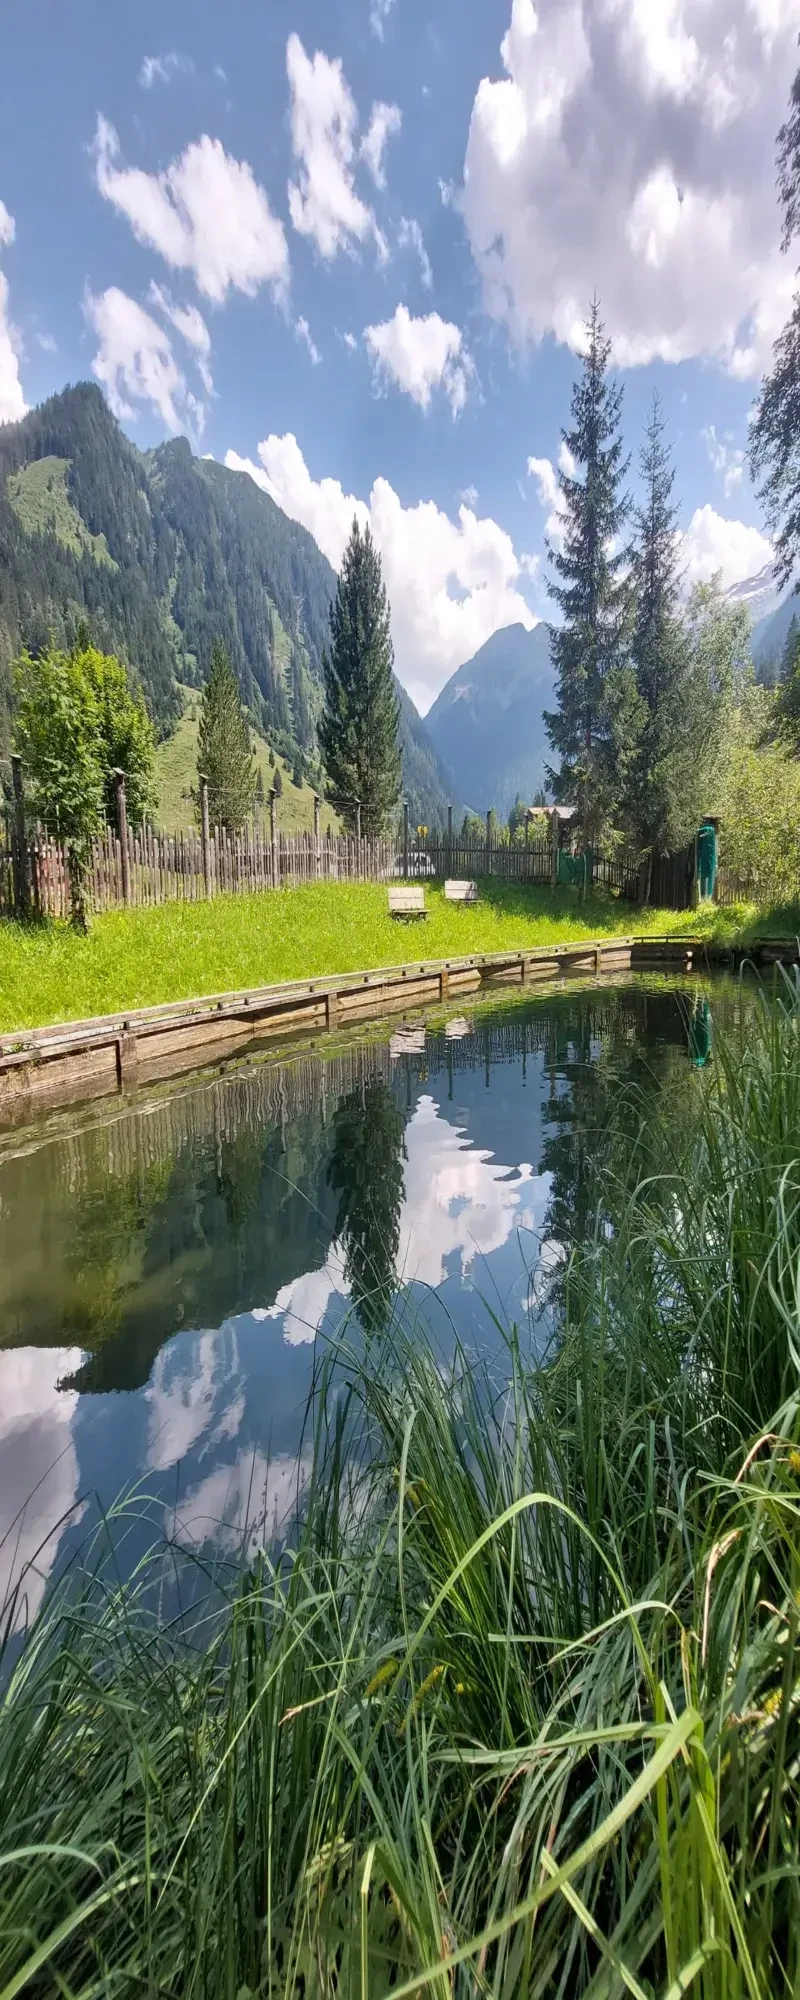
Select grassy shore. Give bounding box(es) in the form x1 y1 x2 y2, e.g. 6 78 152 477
1 975 798 1994
0 878 790 1033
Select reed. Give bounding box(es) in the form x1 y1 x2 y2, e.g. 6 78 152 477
1 973 798 1995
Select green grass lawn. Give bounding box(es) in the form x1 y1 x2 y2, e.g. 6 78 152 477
0 879 789 1034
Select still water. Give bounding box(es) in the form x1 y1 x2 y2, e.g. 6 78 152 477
0 977 726 1618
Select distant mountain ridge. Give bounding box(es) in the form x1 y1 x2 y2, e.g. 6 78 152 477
0 383 454 827
424 622 555 817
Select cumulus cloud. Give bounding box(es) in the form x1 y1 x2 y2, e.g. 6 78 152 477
286 34 388 262
460 0 800 376
0 1347 82 1629
295 314 322 364
364 305 475 415
93 115 289 305
148 280 213 392
360 100 402 189
398 215 433 288
224 433 535 709
527 450 570 548
86 285 205 434
702 424 746 498
138 51 193 89
0 200 26 423
680 505 774 589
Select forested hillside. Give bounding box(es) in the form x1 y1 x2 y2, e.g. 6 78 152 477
0 384 455 825
425 622 555 816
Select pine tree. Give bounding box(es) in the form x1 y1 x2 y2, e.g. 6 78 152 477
544 301 635 847
319 518 401 837
623 399 693 893
750 58 800 590
774 615 800 750
197 639 256 833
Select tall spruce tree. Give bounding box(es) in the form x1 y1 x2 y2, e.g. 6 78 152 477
197 639 256 833
624 398 693 894
319 518 401 837
750 55 800 590
544 301 636 846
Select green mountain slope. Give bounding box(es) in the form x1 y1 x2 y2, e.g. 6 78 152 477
0 383 453 826
424 622 555 816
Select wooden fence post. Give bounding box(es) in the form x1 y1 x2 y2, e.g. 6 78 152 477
313 792 321 879
447 804 453 871
485 808 492 877
355 801 361 842
270 787 279 886
550 808 559 895
10 754 30 917
199 774 211 896
403 802 409 879
114 768 130 906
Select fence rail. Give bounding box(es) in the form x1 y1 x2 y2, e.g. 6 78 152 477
0 814 697 919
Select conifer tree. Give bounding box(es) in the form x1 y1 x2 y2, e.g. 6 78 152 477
319 519 401 836
197 639 256 833
544 301 636 846
623 398 692 893
328 1078 406 1337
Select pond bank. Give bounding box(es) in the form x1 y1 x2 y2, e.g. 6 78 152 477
3 928 790 1120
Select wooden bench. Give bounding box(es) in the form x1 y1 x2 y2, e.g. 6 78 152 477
388 886 427 920
444 879 478 904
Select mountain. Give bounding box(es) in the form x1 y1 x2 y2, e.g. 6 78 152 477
749 593 800 684
724 562 783 627
0 383 453 826
424 622 555 817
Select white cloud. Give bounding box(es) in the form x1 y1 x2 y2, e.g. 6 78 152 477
286 34 388 262
342 329 358 351
36 331 57 353
146 1325 245 1472
0 200 26 423
370 0 396 36
364 305 475 415
168 1448 313 1553
148 280 213 392
93 115 289 305
460 0 800 376
86 285 205 435
527 453 569 548
360 100 402 189
224 433 536 709
295 314 322 365
702 424 746 497
138 51 193 89
0 1347 82 1630
680 504 774 588
398 215 433 288
460 483 479 507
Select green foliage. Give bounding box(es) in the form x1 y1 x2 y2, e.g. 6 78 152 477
292 754 304 788
719 690 800 899
77 643 156 830
6 456 115 565
545 300 636 844
774 613 800 750
319 518 402 837
13 643 104 928
273 762 283 797
507 793 528 838
328 1078 407 1334
750 56 800 591
197 639 257 833
1 989 800 1993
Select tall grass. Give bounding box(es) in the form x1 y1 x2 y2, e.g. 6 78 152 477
1 975 799 1995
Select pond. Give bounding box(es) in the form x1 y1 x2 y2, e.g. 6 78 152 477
0 974 732 1619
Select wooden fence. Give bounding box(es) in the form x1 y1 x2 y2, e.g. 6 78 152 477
0 814 696 919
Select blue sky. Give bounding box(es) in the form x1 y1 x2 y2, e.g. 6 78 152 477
0 0 796 710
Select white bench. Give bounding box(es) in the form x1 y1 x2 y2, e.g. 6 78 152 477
444 879 478 904
388 886 427 920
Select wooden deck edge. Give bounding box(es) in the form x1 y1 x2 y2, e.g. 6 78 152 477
0 933 794 1120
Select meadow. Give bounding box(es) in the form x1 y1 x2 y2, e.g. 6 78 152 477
0 971 798 1994
0 878 789 1034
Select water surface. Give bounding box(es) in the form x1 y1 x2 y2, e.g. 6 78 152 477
0 976 733 1617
